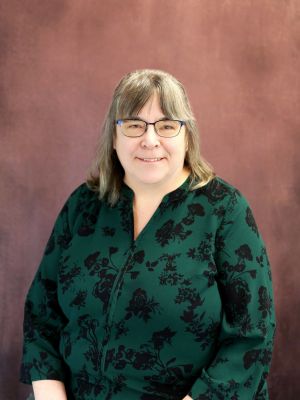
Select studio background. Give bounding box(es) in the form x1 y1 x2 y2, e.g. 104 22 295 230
1 1 299 399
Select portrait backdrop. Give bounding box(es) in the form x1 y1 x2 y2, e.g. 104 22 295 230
1 1 299 399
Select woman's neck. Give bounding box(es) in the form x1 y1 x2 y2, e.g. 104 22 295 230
125 168 190 202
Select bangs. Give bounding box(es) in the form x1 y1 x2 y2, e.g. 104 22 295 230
114 71 193 121
115 86 154 119
159 83 192 120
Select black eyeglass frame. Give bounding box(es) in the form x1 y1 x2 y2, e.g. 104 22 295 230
115 118 186 138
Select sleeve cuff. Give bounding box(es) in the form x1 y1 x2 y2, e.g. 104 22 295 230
20 360 66 384
188 369 238 400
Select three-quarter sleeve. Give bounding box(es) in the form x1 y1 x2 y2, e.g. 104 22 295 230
20 184 83 384
188 189 276 400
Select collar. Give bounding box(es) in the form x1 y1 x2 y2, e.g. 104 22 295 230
120 174 191 209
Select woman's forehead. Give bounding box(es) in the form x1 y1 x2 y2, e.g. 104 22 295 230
137 93 165 117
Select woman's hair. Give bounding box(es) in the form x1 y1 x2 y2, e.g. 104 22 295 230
86 69 215 205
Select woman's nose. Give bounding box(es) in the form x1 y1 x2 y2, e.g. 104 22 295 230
140 125 160 148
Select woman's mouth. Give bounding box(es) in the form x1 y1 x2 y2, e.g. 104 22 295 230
137 157 164 163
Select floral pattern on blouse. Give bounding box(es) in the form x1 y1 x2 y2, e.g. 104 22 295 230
20 176 276 400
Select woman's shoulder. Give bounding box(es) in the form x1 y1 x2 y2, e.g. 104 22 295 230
195 175 244 205
60 182 102 229
67 181 100 204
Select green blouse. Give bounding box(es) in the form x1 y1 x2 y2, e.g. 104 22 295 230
20 176 276 400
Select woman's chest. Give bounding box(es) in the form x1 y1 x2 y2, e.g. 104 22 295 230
57 203 221 320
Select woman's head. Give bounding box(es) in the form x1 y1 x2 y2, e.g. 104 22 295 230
86 69 215 204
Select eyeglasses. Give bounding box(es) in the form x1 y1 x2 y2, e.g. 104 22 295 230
115 118 186 138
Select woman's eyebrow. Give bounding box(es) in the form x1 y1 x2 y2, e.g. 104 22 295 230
126 116 168 121
127 116 144 121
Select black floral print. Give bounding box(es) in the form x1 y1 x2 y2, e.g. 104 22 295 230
156 253 184 286
20 176 276 399
198 178 231 204
59 256 81 294
78 212 98 236
155 219 192 246
246 206 259 237
258 286 273 318
72 366 106 399
125 288 160 322
175 286 220 350
69 290 88 310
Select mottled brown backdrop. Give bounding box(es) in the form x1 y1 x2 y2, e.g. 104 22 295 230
1 1 299 399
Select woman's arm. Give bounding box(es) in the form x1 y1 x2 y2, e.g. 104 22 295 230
20 185 84 385
188 189 276 399
32 380 67 400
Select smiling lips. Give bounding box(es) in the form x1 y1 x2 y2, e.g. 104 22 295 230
137 157 164 163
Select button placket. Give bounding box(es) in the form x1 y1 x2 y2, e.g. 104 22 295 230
100 243 136 373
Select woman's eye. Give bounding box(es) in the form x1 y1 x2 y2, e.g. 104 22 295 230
129 124 142 128
163 125 174 130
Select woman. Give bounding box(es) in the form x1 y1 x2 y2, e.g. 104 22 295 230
20 69 276 400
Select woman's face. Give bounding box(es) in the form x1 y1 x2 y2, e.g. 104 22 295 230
113 92 189 192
